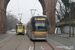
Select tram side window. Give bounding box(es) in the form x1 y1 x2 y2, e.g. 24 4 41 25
32 23 35 31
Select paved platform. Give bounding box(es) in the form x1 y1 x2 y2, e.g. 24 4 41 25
54 33 75 41
48 34 75 50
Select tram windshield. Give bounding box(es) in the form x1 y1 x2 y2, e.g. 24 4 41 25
18 25 22 29
35 22 47 31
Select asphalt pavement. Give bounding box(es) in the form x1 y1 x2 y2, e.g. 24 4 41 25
0 31 75 50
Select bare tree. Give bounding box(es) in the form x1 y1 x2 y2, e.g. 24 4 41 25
56 0 70 22
6 14 20 30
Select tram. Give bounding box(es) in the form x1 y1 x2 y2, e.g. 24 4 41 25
27 15 49 40
16 23 25 35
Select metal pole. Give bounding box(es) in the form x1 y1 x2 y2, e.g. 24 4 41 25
18 13 22 22
69 0 71 37
72 26 74 37
72 3 74 37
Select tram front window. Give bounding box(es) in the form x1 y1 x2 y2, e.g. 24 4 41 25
18 25 22 29
35 22 47 31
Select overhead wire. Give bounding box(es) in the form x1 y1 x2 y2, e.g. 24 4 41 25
17 0 20 12
17 0 23 22
33 0 37 8
30 0 38 16
32 0 40 16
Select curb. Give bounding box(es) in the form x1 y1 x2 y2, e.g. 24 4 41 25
49 34 71 39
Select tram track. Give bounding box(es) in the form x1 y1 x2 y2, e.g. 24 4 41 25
33 41 35 50
0 35 24 50
0 35 16 48
0 35 55 50
34 40 54 50
32 40 54 50
46 41 54 50
15 35 54 50
15 35 24 50
30 40 35 50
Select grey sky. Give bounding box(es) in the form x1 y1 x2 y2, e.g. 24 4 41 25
7 0 43 24
7 0 75 24
72 0 75 2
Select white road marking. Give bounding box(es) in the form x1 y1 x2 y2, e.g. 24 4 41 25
29 46 34 50
41 46 45 50
0 35 13 43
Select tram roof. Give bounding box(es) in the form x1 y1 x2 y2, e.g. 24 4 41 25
16 23 24 25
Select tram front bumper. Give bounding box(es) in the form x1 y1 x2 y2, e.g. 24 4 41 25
32 34 48 40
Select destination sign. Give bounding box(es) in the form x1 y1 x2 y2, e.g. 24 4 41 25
35 18 46 20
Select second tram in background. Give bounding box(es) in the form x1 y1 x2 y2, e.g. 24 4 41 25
26 15 49 40
16 23 25 35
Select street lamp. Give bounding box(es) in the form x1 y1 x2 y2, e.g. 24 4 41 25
30 9 37 17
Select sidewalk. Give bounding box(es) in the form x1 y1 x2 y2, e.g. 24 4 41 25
54 33 75 40
0 30 10 35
